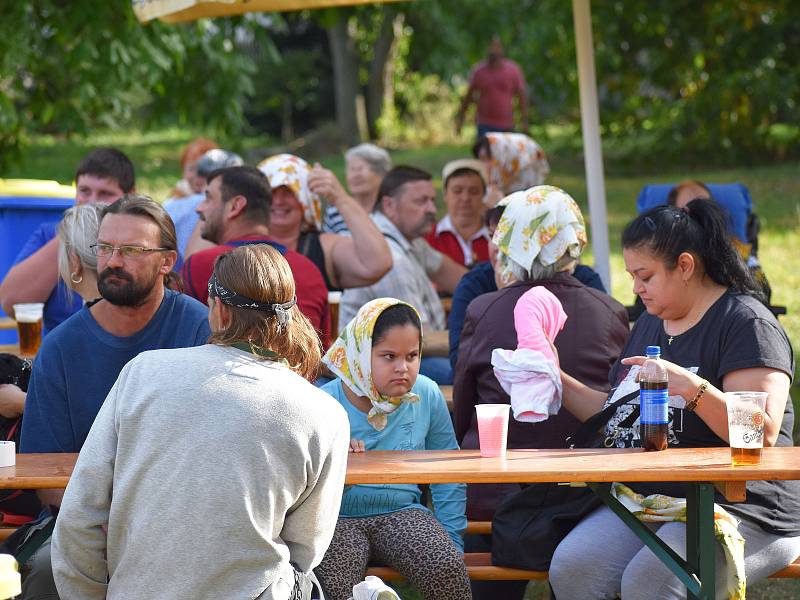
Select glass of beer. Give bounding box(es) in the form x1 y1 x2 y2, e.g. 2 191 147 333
13 303 44 358
726 391 768 466
328 291 342 341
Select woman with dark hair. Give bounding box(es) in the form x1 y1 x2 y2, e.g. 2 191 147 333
52 244 350 600
549 201 800 599
316 298 470 600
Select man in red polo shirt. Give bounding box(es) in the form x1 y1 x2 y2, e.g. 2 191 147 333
455 36 528 141
181 166 330 344
426 159 490 267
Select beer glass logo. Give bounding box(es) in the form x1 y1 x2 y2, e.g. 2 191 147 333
751 411 764 428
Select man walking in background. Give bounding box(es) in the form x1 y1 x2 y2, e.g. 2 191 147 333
456 36 529 140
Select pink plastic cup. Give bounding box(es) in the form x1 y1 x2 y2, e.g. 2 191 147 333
476 404 510 457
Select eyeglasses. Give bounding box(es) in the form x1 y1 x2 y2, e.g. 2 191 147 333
90 243 171 259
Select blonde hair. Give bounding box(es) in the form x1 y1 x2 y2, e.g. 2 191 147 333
208 244 322 380
57 204 104 291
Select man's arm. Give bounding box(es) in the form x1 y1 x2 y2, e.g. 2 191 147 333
455 81 478 135
0 235 59 315
431 254 467 295
51 370 123 600
279 413 350 572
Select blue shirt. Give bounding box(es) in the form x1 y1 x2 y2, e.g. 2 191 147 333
13 222 83 334
448 262 496 369
164 193 204 270
20 290 211 454
321 375 466 549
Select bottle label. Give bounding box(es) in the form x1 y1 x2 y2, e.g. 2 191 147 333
640 388 669 424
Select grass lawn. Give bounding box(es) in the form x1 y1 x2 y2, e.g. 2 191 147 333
5 129 800 597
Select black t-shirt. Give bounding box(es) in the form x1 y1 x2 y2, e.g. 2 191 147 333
603 289 799 535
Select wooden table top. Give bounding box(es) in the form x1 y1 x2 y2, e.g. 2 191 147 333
0 318 16 331
8 448 800 494
0 344 19 355
422 329 449 357
0 454 76 489
344 447 800 485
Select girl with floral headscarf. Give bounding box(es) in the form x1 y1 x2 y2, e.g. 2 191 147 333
315 298 470 600
257 153 391 291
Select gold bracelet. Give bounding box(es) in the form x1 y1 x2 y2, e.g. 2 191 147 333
685 379 708 412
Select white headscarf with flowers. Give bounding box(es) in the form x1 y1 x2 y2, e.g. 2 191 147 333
323 297 421 431
493 185 587 287
485 132 550 194
257 153 323 231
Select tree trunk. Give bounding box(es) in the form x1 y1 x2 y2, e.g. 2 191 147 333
326 15 360 146
365 9 401 141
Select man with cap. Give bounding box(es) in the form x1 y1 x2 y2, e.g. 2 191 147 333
426 159 490 267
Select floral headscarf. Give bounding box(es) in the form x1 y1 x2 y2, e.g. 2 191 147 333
257 153 323 231
323 298 421 431
493 185 587 286
485 132 550 195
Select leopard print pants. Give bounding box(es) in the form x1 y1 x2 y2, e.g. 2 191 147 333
315 508 471 600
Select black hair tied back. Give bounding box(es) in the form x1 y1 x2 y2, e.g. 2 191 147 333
622 201 765 303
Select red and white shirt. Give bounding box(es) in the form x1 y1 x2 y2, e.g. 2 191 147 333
426 214 490 267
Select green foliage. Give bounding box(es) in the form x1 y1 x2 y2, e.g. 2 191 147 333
0 2 256 170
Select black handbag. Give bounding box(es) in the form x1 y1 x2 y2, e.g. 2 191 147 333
490 390 640 571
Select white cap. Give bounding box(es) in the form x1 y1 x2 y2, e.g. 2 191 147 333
442 159 488 189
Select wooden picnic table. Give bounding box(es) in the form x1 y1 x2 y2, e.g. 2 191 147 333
422 329 449 357
10 447 800 599
347 447 800 600
0 344 19 355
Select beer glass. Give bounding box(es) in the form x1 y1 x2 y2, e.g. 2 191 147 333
328 291 341 340
726 391 768 466
13 303 44 358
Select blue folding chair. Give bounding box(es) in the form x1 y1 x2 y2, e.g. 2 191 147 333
636 183 752 244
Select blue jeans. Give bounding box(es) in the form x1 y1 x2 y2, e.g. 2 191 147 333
477 123 513 141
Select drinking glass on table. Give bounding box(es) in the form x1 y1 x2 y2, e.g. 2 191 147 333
13 303 44 358
726 391 768 466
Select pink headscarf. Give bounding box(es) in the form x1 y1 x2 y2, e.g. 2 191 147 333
513 286 567 362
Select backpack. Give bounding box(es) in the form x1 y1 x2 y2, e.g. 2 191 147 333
0 354 43 522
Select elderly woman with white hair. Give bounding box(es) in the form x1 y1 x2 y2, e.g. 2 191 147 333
323 143 392 234
452 185 630 600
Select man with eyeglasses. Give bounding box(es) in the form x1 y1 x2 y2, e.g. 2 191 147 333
17 195 210 600
0 148 136 334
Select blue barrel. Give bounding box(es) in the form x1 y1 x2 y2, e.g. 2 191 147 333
0 179 75 344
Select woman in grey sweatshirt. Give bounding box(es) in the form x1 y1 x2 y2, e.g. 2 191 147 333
52 244 350 600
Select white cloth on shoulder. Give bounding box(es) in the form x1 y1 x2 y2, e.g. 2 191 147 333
349 575 401 600
491 347 562 423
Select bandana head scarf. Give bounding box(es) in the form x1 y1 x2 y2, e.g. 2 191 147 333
493 185 587 287
323 298 421 431
485 132 550 194
258 153 323 231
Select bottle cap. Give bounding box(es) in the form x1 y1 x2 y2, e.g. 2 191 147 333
645 345 661 357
